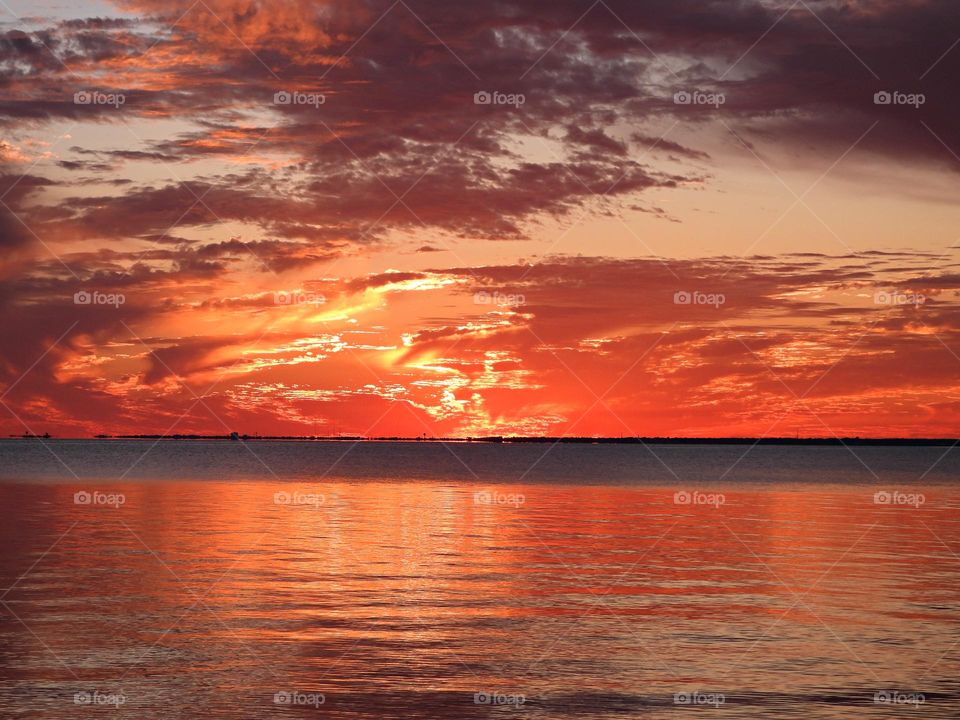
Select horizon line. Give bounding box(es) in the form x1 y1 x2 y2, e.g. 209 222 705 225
7 434 960 446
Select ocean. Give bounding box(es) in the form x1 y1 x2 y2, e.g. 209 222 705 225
0 439 958 718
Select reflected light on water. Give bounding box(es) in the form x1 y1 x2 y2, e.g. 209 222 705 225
1 480 959 718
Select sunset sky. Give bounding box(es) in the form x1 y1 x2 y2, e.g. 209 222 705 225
1 0 959 438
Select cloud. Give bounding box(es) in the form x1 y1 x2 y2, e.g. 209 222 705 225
1 1 959 438
5 250 957 438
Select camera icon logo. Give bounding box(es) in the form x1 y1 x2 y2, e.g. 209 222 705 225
873 491 892 505
673 290 692 305
74 491 92 505
73 91 92 105
474 91 492 105
274 91 292 105
673 491 691 505
673 91 692 105
273 491 292 505
874 91 892 105
73 290 92 304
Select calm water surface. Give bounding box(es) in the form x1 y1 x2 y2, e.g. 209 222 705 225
0 440 958 718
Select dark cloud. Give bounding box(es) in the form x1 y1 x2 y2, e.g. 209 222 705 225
0 173 57 252
3 0 954 265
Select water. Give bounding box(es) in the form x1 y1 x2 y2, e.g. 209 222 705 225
1 440 958 718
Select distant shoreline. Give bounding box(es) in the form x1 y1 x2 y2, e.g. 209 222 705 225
7 435 960 446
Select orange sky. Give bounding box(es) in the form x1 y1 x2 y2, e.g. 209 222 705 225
1 0 960 438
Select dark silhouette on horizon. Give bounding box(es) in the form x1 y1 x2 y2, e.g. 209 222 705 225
5 433 953 446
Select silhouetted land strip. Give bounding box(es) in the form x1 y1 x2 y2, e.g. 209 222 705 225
34 434 960 446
